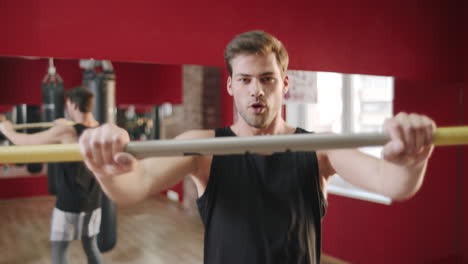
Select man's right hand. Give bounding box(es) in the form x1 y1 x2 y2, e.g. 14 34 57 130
79 124 137 180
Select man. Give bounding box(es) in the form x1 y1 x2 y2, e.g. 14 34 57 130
78 31 435 264
0 86 103 264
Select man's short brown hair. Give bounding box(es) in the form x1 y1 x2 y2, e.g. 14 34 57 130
65 86 94 113
224 31 289 76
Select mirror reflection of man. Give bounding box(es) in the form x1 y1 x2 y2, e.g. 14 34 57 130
0 87 104 264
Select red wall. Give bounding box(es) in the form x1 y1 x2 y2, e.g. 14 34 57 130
461 1 468 263
0 1 465 263
0 0 459 81
113 62 182 105
0 176 49 199
220 70 233 127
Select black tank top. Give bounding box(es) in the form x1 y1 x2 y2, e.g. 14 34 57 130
197 127 326 264
55 124 102 213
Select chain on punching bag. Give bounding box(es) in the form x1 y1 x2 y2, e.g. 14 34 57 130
81 59 118 252
82 60 116 124
42 59 64 122
101 60 116 124
42 58 64 193
81 60 100 121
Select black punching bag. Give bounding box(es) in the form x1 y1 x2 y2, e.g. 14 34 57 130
13 104 44 173
81 60 117 252
97 60 117 252
42 58 64 194
26 105 43 174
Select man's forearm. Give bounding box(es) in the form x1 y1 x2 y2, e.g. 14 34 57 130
327 149 430 201
2 130 29 145
1 125 66 145
94 161 152 206
379 159 429 201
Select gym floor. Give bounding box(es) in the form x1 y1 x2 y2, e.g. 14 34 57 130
0 195 204 264
0 195 348 264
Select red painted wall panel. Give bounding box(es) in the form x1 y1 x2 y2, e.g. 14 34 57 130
0 0 459 81
460 1 468 263
0 176 48 199
113 62 182 105
220 69 233 127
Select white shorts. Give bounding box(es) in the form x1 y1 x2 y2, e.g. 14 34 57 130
50 207 101 241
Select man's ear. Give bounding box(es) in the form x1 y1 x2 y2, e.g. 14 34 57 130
227 76 233 96
282 75 289 95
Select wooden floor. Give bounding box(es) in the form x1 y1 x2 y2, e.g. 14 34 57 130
0 195 204 264
0 195 348 264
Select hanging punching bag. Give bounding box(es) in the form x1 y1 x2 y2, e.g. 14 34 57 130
42 58 64 194
13 104 43 173
26 105 43 174
81 59 118 252
97 60 117 253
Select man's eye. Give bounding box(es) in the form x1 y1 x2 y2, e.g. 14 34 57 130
239 78 250 83
262 77 274 83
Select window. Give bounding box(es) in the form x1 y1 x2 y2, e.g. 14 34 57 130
285 71 394 205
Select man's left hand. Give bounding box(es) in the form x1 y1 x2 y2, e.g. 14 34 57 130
382 112 436 167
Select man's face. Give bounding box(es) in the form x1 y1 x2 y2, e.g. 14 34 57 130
228 52 288 128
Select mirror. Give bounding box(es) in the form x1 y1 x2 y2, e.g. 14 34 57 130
0 56 396 205
0 55 395 264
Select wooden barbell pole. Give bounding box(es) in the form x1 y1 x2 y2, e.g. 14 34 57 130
0 126 467 164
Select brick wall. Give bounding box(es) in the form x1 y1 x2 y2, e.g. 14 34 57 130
160 65 222 214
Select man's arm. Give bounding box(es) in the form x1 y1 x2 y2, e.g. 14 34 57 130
320 112 435 201
0 120 75 145
79 124 213 205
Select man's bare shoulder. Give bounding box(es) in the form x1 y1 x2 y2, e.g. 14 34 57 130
175 129 215 140
53 123 77 133
52 124 78 143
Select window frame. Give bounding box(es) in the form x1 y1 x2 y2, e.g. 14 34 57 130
285 71 394 205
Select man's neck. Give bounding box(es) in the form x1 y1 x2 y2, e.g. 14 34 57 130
72 113 99 127
230 115 295 137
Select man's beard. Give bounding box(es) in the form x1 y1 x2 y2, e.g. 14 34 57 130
238 107 270 128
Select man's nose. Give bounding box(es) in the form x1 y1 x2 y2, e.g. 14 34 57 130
250 80 264 97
